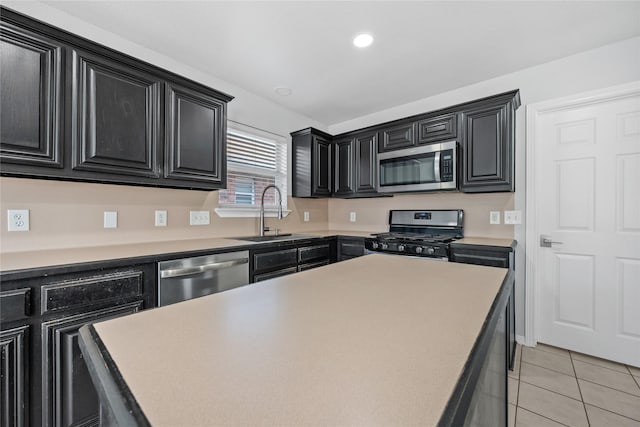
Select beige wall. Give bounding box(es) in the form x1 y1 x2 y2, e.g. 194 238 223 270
328 192 514 237
0 177 328 253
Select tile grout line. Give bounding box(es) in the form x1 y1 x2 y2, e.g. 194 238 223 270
569 351 591 427
518 359 575 377
577 377 640 398
516 405 572 427
626 365 640 390
518 379 584 403
571 352 633 375
583 402 640 424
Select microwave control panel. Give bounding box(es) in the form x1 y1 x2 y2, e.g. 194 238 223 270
440 149 455 182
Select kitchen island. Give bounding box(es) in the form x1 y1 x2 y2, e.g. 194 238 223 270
79 254 513 426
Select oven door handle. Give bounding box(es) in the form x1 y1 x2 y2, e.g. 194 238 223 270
160 258 249 279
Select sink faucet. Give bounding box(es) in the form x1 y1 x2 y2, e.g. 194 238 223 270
260 185 283 236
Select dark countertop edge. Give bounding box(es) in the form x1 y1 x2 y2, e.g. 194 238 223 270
78 324 151 427
438 268 514 426
0 234 367 278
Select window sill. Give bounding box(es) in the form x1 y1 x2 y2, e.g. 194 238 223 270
214 207 292 218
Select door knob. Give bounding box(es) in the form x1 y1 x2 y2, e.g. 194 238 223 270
540 235 563 248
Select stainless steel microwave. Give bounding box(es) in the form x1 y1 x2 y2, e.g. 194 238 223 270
377 140 457 193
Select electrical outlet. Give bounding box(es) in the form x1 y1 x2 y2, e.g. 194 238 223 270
104 211 117 229
303 211 310 222
490 211 501 225
7 209 29 232
190 210 210 225
155 210 167 227
349 212 357 222
504 210 522 225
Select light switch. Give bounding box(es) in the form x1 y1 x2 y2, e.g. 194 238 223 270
490 211 501 225
155 210 167 227
190 210 210 225
104 211 118 228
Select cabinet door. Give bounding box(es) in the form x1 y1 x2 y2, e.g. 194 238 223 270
165 82 227 188
333 138 354 195
378 122 416 152
312 135 332 197
41 301 142 427
417 113 457 145
355 132 377 193
0 22 63 168
0 325 29 427
70 50 161 178
460 102 513 192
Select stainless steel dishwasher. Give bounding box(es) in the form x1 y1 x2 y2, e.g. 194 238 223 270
158 250 249 306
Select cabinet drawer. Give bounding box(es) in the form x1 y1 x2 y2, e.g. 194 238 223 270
417 113 457 144
298 244 330 264
0 288 31 323
41 270 144 315
298 260 330 272
253 248 298 273
254 267 298 283
379 123 416 152
450 248 510 268
339 241 365 257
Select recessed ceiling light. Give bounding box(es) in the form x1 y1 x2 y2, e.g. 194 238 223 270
353 33 373 48
274 86 292 96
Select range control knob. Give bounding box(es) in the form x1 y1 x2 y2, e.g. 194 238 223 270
398 245 405 252
381 243 389 250
415 246 424 254
371 242 379 249
426 247 436 255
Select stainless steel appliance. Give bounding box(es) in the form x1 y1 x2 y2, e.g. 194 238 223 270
158 251 249 306
364 209 463 260
377 140 457 193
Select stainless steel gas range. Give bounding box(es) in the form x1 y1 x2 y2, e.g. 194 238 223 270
364 209 464 261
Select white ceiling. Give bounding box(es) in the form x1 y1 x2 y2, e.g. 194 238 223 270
43 1 640 126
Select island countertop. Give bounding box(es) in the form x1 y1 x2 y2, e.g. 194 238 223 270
80 254 511 426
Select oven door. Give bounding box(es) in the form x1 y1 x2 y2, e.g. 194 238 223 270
377 140 456 193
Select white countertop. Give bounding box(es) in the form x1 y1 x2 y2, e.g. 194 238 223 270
92 255 508 426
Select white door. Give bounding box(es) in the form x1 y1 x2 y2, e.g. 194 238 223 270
528 83 640 366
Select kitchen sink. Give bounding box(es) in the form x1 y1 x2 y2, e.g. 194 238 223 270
230 234 318 242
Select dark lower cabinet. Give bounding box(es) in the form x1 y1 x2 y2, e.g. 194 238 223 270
70 49 161 179
460 92 520 193
0 325 29 427
337 237 366 261
0 260 155 427
450 242 517 370
0 19 63 169
41 302 142 427
251 240 336 283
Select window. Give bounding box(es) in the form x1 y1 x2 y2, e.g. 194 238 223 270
216 125 287 217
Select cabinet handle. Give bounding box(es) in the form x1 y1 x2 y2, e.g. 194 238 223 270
160 258 248 279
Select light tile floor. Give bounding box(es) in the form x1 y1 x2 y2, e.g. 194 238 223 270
509 343 640 426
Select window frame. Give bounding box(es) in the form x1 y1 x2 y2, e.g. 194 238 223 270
215 123 289 218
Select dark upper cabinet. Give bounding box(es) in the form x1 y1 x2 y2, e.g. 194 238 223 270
417 113 457 145
165 82 227 187
70 49 162 178
378 122 416 152
291 128 332 197
0 8 232 190
354 132 377 193
460 92 520 192
333 137 354 195
0 20 63 169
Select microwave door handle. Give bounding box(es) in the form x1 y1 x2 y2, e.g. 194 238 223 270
434 151 441 182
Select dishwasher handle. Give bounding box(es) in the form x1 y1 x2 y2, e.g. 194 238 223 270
160 258 249 279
